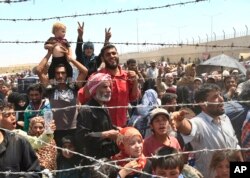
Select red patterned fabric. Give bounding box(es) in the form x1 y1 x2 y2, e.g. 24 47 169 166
86 73 111 97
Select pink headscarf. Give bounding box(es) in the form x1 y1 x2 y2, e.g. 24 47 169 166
112 127 146 171
86 73 112 96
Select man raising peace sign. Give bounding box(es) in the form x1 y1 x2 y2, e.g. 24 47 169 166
75 21 112 77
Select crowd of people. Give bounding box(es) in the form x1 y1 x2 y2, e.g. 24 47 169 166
1 21 250 178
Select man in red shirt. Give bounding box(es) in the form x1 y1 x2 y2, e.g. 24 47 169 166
78 44 140 127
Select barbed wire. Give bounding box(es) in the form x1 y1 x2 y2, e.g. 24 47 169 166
0 127 249 177
1 40 250 48
0 0 208 21
0 0 30 3
0 0 246 176
5 100 250 114
0 127 154 177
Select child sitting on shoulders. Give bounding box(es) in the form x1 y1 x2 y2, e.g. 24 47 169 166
44 22 73 88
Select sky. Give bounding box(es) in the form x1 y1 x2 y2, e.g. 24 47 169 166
0 0 249 66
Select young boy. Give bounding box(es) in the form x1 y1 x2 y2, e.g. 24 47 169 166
152 146 184 178
0 102 41 176
143 108 181 157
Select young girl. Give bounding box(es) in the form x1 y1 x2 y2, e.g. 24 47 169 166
28 116 57 171
210 150 241 178
112 127 152 178
44 22 73 87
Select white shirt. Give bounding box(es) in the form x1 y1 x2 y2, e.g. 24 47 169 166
181 112 239 178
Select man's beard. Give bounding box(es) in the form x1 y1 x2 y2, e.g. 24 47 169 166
55 79 67 84
104 58 119 70
95 92 111 102
32 99 42 105
207 105 225 117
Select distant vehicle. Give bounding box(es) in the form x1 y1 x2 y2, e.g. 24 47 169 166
17 75 40 94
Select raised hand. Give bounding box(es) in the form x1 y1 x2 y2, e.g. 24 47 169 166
127 70 139 83
119 160 140 177
170 110 188 130
105 27 112 42
158 66 164 76
102 129 119 140
59 46 69 54
44 44 54 50
227 85 237 98
77 21 84 38
49 120 56 132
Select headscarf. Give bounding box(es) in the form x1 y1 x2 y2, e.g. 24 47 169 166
141 89 158 106
28 116 44 136
83 41 94 51
8 92 29 113
112 127 147 171
184 63 196 77
28 116 57 171
137 89 158 116
86 73 112 97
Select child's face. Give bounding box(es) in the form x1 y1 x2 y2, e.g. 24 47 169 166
153 167 180 178
0 108 16 130
18 100 26 107
30 122 44 137
123 135 143 158
193 80 202 90
1 85 9 95
84 47 94 57
150 114 170 136
215 159 230 178
62 142 75 159
55 28 66 38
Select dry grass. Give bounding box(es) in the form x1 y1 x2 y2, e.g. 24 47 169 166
0 64 37 75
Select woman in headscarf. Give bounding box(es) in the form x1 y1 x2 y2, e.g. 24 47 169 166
8 92 29 129
176 63 196 87
28 116 57 171
112 127 152 178
127 89 159 138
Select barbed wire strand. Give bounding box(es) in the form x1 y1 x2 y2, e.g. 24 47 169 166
0 0 30 3
3 100 250 114
0 0 208 21
1 0 246 177
0 128 160 177
1 40 250 48
0 127 249 177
